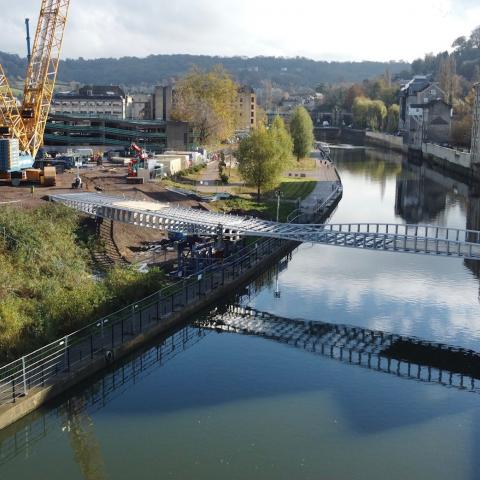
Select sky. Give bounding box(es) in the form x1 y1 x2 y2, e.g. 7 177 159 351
1 0 480 62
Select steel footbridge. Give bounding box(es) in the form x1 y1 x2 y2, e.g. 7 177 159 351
50 193 480 260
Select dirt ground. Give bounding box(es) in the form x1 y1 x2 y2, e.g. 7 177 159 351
0 163 205 265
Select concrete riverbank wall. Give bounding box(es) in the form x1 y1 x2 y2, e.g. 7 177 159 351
365 132 479 181
365 132 407 153
0 184 343 430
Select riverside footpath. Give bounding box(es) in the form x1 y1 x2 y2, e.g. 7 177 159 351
0 162 342 430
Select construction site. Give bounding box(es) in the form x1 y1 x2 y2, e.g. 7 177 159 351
0 0 235 272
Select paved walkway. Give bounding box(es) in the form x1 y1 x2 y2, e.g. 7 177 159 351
198 160 219 186
300 151 340 212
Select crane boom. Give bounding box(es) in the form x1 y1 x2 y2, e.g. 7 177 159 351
22 0 70 158
0 65 28 143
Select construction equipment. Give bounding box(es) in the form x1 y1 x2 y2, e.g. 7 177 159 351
0 0 71 178
127 142 148 177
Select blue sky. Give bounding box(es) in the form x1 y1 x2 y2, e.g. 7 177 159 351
2 0 479 61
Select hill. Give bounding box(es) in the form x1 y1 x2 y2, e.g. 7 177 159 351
0 51 410 90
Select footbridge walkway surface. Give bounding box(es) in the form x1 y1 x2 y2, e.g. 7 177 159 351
50 192 480 260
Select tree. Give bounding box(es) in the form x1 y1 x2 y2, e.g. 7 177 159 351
367 100 387 131
344 84 365 111
437 55 458 104
352 96 369 128
270 115 294 168
387 104 400 133
171 65 238 145
471 26 480 49
237 126 285 201
289 106 314 161
452 36 467 50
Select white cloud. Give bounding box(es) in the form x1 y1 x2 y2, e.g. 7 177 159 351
1 0 479 61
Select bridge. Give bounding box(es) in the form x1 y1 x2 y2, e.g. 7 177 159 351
200 306 480 393
50 192 480 260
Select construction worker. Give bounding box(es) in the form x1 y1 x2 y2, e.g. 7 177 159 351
72 175 82 189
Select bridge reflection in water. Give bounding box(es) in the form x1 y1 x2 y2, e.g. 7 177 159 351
2 306 480 470
201 306 480 393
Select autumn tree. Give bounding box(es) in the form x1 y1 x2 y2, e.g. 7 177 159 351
289 106 314 161
437 55 459 104
368 100 387 130
352 96 369 128
171 65 238 145
451 88 476 146
353 97 387 130
344 84 365 111
386 104 400 133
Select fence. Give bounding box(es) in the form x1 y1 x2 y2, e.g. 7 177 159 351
0 235 288 406
0 183 343 407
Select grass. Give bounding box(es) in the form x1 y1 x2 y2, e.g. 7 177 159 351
0 205 168 363
289 157 317 171
211 197 296 222
275 178 316 201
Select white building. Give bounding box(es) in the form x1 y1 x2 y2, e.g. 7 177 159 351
51 85 131 119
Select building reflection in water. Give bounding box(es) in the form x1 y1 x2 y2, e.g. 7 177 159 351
395 157 480 293
466 189 480 285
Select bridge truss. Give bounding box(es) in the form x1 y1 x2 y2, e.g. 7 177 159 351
50 193 480 260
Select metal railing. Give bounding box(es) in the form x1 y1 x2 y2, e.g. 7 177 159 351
0 235 287 406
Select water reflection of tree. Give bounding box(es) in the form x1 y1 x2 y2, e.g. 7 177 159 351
331 148 402 181
63 398 106 480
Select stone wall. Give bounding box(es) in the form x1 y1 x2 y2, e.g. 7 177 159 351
422 143 471 170
365 131 407 153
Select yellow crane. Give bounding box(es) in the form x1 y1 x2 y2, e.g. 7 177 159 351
0 0 70 160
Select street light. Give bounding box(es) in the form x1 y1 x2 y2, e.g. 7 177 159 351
275 190 282 223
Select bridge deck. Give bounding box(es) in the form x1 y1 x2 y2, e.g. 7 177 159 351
50 193 480 260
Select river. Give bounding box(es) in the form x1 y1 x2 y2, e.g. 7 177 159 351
1 146 480 480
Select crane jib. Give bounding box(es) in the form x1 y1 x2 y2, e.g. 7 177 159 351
0 0 71 159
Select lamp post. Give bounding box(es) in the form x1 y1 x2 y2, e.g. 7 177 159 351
275 190 282 223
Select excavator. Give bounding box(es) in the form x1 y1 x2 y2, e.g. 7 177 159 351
127 142 148 177
0 0 70 180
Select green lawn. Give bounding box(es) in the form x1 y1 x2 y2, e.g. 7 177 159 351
276 178 316 200
211 197 296 222
289 157 317 171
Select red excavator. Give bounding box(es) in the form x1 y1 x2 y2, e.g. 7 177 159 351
127 143 148 177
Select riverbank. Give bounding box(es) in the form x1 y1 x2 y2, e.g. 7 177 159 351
365 131 479 181
0 163 342 430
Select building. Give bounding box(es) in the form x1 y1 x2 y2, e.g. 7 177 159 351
471 83 480 177
127 93 153 120
153 85 174 121
237 86 256 131
398 77 452 149
51 85 132 119
43 114 195 153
